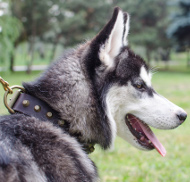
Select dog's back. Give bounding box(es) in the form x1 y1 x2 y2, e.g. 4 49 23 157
0 114 98 182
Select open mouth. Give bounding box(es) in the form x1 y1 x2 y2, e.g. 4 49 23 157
125 114 166 157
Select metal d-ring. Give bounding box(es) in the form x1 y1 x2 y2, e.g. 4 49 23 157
4 85 25 114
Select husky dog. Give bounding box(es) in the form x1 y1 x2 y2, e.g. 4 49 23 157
0 7 187 182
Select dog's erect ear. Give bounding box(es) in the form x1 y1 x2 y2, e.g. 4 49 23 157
93 7 130 67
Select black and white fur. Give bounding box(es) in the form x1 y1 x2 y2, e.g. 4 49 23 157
0 7 187 181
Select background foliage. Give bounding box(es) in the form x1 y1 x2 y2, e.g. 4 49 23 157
0 0 190 71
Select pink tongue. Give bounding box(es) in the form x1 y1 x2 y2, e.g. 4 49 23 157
138 122 166 157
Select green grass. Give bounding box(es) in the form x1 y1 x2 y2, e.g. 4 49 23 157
0 70 190 182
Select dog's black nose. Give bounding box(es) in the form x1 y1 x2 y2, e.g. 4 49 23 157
177 112 187 123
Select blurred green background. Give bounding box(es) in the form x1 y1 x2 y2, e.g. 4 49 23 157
0 0 190 181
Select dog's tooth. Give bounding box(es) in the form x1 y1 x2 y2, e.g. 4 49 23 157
135 128 136 130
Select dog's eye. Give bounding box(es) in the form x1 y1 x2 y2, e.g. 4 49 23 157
136 83 143 89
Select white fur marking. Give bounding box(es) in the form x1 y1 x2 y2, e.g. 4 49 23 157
140 66 152 87
105 99 117 149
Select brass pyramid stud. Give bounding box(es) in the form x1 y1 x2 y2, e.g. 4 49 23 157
34 105 41 112
22 100 30 107
46 112 53 118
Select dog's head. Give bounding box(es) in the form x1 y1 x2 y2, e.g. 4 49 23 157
86 7 187 156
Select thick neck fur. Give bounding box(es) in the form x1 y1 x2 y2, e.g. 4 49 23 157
23 43 113 149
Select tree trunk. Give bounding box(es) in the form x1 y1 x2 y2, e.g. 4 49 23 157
49 33 62 62
26 1 36 74
10 52 15 72
50 40 59 62
9 43 18 72
27 38 35 74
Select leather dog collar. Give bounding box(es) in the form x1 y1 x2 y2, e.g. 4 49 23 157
12 92 60 124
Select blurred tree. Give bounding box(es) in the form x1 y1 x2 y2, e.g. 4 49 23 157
0 0 22 71
11 0 112 72
43 0 112 61
167 0 190 66
113 0 171 64
9 0 174 71
11 0 61 73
